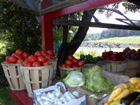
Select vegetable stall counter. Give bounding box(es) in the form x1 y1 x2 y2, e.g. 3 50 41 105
9 88 33 105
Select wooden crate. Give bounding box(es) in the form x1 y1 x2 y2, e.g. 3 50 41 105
126 59 140 69
124 68 138 77
59 66 82 77
82 64 93 72
1 63 25 91
125 60 140 77
49 58 57 79
20 65 53 97
103 61 127 75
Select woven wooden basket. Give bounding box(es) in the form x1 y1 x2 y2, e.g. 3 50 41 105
1 63 25 91
49 58 57 79
103 61 127 75
125 59 140 77
59 66 82 77
20 65 53 97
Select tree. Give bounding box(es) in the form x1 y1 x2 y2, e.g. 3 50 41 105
57 9 97 66
0 0 41 56
0 0 42 86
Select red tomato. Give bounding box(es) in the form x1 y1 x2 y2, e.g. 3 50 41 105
65 60 72 65
35 51 42 57
32 62 42 67
9 56 17 63
60 64 66 68
46 55 51 60
72 64 79 68
47 49 55 56
6 56 11 62
41 50 48 56
43 61 51 66
15 49 23 55
68 55 74 60
37 55 46 63
65 64 72 68
16 55 24 59
23 60 29 66
28 55 37 63
111 53 119 61
78 61 84 67
23 62 32 67
72 58 78 64
102 52 109 59
16 58 24 64
11 53 17 57
22 52 29 58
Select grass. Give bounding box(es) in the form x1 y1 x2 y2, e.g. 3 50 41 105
0 87 17 105
74 49 100 59
86 36 140 44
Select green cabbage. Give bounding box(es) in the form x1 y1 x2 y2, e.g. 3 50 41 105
83 66 113 94
63 71 85 87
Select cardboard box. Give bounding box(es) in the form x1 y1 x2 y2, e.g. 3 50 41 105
32 82 86 105
68 70 130 105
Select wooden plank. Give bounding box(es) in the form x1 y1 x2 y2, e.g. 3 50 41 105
40 13 54 50
23 69 32 97
2 65 14 89
53 19 140 31
30 70 40 90
8 65 19 90
41 67 49 87
17 65 25 90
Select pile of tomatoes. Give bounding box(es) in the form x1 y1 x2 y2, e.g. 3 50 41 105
3 49 56 67
60 55 84 68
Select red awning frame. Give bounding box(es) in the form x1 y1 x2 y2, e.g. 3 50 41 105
40 0 124 50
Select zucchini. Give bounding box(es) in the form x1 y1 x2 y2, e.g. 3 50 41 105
134 95 140 105
121 92 140 105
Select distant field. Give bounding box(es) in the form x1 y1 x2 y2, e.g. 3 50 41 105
86 36 140 44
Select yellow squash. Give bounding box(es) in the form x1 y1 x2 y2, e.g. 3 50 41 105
104 102 110 105
108 87 122 102
129 77 140 84
110 99 120 105
113 89 130 101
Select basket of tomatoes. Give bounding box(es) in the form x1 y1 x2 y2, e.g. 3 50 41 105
1 49 28 91
20 50 56 97
34 49 57 79
59 55 84 77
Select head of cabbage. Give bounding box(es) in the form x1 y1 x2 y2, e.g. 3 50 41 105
63 71 85 87
83 66 113 94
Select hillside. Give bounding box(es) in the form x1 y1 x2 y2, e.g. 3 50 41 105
85 36 140 44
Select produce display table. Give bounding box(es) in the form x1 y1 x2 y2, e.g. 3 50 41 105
9 88 33 105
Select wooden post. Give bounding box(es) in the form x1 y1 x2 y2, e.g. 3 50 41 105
40 13 54 50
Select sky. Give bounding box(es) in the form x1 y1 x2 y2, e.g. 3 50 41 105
87 3 140 34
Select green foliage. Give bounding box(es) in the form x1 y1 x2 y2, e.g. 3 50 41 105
80 54 102 64
0 87 16 105
74 49 100 59
0 0 42 56
122 1 138 13
0 0 42 86
85 28 140 41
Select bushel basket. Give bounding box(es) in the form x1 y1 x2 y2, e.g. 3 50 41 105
20 65 53 97
1 63 25 91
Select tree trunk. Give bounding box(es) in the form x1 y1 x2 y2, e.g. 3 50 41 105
57 9 97 75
